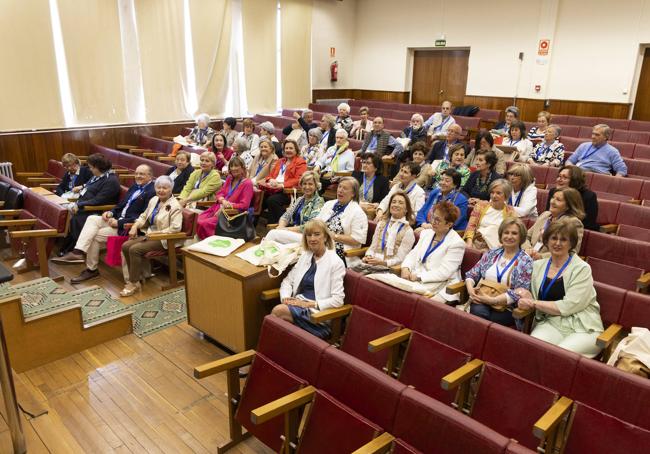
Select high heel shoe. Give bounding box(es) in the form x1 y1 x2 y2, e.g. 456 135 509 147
119 282 141 297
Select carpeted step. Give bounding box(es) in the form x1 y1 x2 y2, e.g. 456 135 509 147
130 288 186 338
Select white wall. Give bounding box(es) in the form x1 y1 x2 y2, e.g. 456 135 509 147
311 0 650 104
311 0 358 89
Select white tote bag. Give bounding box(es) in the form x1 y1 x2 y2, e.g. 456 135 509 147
187 235 245 257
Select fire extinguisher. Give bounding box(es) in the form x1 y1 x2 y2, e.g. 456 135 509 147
330 61 338 82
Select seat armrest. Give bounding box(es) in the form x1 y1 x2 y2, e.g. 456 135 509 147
310 305 353 323
39 183 60 189
351 432 395 454
116 144 138 151
446 281 466 295
266 223 279 230
27 177 58 184
82 205 116 212
441 359 484 391
260 288 280 301
113 168 129 174
390 265 401 275
368 328 412 353
193 350 256 378
9 229 58 239
0 219 37 228
143 152 165 158
118 174 136 181
15 172 45 177
599 224 618 234
345 247 368 258
637 272 650 291
250 386 316 425
158 156 176 162
596 324 623 349
333 171 353 177
533 397 574 440
146 232 188 241
0 209 23 217
195 201 214 208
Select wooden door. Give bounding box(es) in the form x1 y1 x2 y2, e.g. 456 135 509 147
412 50 469 106
633 48 650 120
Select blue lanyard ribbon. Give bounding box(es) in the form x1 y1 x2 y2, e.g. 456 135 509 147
227 178 241 198
363 174 376 200
535 143 549 160
421 230 449 263
580 145 601 162
121 183 148 218
292 198 306 225
327 202 348 222
149 203 161 225
68 173 77 189
539 256 572 300
495 249 521 283
434 115 451 132
381 221 405 251
510 190 524 207
255 160 266 177
195 171 208 189
404 182 416 194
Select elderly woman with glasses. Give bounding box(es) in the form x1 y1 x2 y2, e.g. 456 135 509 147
353 152 390 217
334 102 353 134
464 179 516 251
529 125 565 167
302 128 326 167
185 113 215 148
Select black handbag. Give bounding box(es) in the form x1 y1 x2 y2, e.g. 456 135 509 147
215 209 256 242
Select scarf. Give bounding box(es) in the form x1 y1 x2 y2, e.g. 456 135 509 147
329 142 349 172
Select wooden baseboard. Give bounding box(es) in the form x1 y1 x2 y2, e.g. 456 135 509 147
312 89 410 104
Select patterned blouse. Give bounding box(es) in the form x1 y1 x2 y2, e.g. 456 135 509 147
465 247 533 304
531 140 565 167
280 194 325 229
433 161 471 187
527 126 546 141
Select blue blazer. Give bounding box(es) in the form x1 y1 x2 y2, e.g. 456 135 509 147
55 165 92 196
416 188 468 230
110 181 156 233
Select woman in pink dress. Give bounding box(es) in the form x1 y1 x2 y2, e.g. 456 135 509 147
196 156 254 239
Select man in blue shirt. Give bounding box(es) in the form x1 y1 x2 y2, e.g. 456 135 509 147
567 124 627 176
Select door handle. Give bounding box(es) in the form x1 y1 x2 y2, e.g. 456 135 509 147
439 90 444 95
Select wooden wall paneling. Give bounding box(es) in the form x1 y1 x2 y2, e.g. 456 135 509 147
633 48 650 120
515 99 546 122
312 89 409 104
547 99 630 119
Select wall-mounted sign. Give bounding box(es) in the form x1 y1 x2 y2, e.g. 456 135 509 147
538 39 550 56
435 39 447 47
330 47 336 58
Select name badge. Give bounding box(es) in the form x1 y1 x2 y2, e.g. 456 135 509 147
533 241 543 252
79 187 88 196
575 161 583 167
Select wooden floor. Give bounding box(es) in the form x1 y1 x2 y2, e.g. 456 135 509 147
0 251 273 453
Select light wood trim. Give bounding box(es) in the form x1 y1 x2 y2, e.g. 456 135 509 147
161 136 175 141
597 324 623 349
637 272 650 290
9 229 58 239
533 397 574 439
129 148 153 154
260 288 280 301
266 223 279 230
0 210 23 217
599 224 618 234
390 265 401 275
250 386 316 425
112 168 129 174
441 359 484 391
368 328 412 353
82 205 115 212
195 201 214 208
15 172 45 177
193 350 256 379
27 177 58 184
117 174 136 181
158 156 176 162
143 152 165 158
39 183 59 189
0 219 37 228
116 144 138 151
146 232 188 241
333 171 353 177
351 432 396 454
445 281 467 300
345 247 369 258
310 305 353 323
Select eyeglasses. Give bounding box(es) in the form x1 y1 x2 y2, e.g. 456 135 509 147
431 216 446 224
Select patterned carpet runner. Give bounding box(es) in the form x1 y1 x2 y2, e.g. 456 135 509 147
131 288 187 338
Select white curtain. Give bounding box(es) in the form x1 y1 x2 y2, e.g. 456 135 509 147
281 0 312 108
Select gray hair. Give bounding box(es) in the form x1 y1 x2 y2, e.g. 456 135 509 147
300 170 322 190
489 178 512 201
548 124 562 138
302 109 313 118
154 175 173 189
196 113 210 125
338 176 360 201
322 114 336 128
233 137 249 152
259 121 275 134
308 127 323 141
505 106 520 117
337 102 351 113
594 123 612 139
135 164 153 176
411 113 424 123
335 128 349 138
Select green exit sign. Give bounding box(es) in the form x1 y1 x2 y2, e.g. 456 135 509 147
435 39 446 47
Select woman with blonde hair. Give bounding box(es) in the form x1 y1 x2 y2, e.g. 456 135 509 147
248 138 278 186
506 163 538 218
274 219 346 338
178 151 222 208
464 179 516 251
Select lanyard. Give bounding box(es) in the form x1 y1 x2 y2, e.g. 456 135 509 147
327 202 348 222
434 115 451 132
495 249 521 283
121 183 148 218
443 143 449 161
539 256 572 300
150 203 161 224
195 171 208 189
279 161 288 176
322 130 330 145
293 198 306 225
363 174 376 200
510 190 524 207
227 178 241 198
68 173 78 189
403 182 416 194
421 229 449 263
255 159 266 177
580 145 601 162
369 135 378 149
381 221 405 251
330 148 344 172
510 139 520 146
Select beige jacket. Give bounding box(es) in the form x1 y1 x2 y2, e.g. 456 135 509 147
523 212 584 259
133 196 183 249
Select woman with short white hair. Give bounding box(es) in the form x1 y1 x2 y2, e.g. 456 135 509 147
401 113 427 150
301 128 326 167
335 102 353 134
186 113 215 148
258 121 282 156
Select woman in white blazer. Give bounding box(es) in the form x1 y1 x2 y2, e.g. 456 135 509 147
401 200 466 303
315 177 368 266
121 175 183 296
274 219 346 338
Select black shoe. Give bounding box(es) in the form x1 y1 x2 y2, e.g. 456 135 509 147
71 268 99 284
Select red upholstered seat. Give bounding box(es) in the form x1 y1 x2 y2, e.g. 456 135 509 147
309 103 336 114
628 130 650 145
411 296 490 358
560 136 583 152
567 116 598 127
617 223 650 242
620 291 650 330
564 402 650 454
477 108 501 123
529 164 547 186
506 441 537 453
569 357 650 431
577 126 593 138
610 141 635 158
392 388 510 454
592 281 626 327
634 143 650 160
552 115 569 125
602 118 631 130
611 130 631 142
144 209 196 258
629 119 650 132
455 115 480 130
536 188 549 216
595 198 619 225
364 220 377 247
481 324 580 396
397 332 470 403
589 256 644 291
353 275 418 327
626 158 650 179
256 316 329 384
470 363 558 450
590 173 643 200
316 347 406 431
234 353 307 452
460 247 483 276
340 306 403 370
296 390 382 453
557 124 579 138
343 269 362 306
46 159 65 179
581 230 650 270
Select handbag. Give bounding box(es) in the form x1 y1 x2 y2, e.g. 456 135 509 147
475 279 509 312
215 209 256 242
104 235 130 267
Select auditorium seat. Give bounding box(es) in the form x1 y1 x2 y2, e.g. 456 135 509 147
567 115 598 127
611 129 631 142
625 158 650 179
595 198 620 226
352 275 418 327
308 102 336 114
551 114 569 124
602 117 631 130
577 126 593 138
601 202 650 232
617 223 650 242
536 188 549 217
629 119 650 132
633 143 650 160
589 257 645 292
599 290 650 359
558 124 579 138
628 130 650 145
610 141 635 158
589 173 643 201
561 136 583 152
580 230 650 272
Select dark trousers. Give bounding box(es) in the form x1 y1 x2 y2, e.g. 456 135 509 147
470 303 515 327
264 192 290 224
